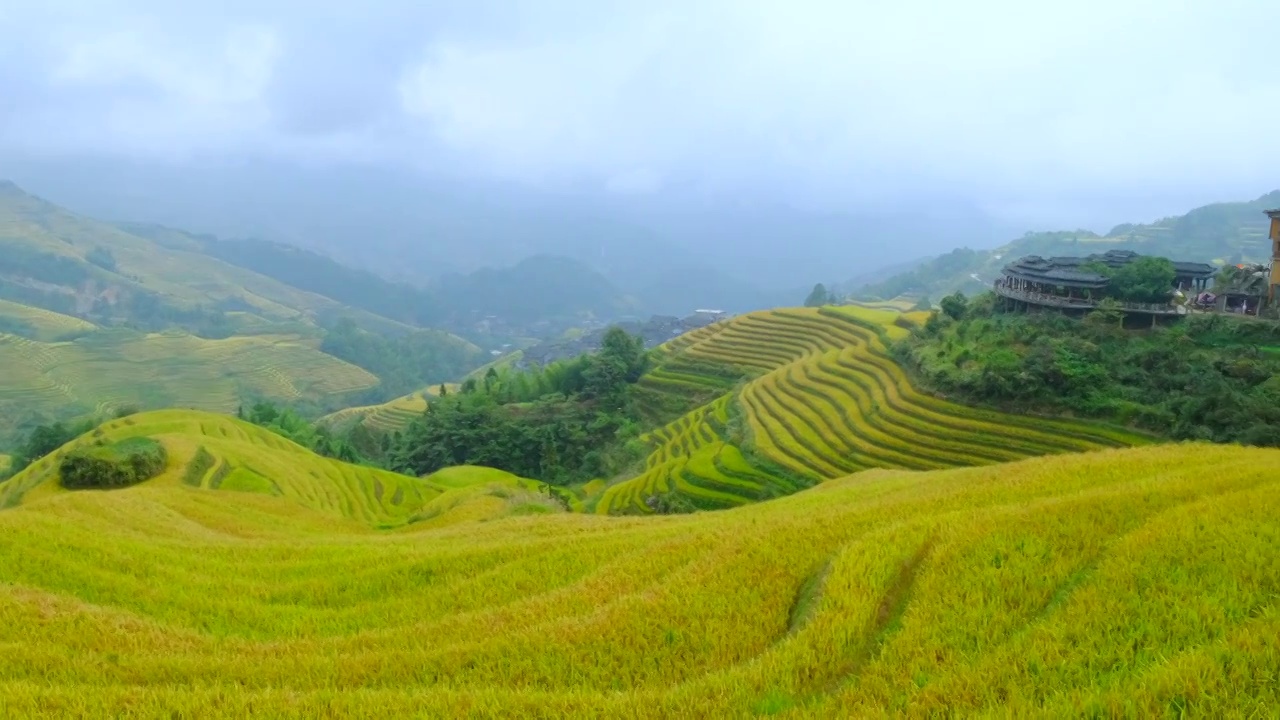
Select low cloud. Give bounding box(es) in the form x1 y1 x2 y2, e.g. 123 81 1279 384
3 0 1279 224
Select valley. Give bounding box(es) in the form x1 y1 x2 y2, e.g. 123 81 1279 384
1 180 1278 717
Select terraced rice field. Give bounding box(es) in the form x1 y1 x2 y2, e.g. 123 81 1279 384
0 329 378 438
0 433 1275 716
318 385 458 433
850 297 921 312
0 454 10 475
0 299 96 341
0 410 547 521
600 305 1149 514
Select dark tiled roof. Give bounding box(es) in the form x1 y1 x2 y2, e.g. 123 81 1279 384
1002 256 1108 287
1171 260 1216 276
1001 249 1213 287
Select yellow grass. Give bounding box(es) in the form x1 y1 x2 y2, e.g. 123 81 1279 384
0 410 541 521
0 431 1274 716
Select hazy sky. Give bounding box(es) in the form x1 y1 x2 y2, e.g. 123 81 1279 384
3 0 1279 226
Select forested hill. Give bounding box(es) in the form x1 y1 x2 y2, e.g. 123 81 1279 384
857 190 1280 302
192 235 642 331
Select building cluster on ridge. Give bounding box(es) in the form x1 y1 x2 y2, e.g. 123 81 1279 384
993 209 1280 318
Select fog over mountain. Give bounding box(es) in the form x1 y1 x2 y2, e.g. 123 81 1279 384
3 1 1279 303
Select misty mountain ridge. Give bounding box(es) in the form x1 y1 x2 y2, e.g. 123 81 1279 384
0 182 647 346
0 154 1014 313
857 189 1280 302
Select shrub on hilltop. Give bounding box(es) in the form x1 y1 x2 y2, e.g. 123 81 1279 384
60 437 168 490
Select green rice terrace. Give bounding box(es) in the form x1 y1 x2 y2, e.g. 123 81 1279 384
594 305 1152 514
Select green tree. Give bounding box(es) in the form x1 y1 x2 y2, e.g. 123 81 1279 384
1105 257 1176 303
939 292 969 321
804 283 830 307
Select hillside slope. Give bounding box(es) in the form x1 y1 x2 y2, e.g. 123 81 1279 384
0 181 413 334
598 305 1150 514
0 183 488 437
0 440 1274 716
0 410 551 523
858 190 1280 301
0 329 380 443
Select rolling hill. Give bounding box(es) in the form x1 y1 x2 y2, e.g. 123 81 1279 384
0 410 551 520
0 180 416 334
595 305 1151 513
0 298 96 341
0 182 488 440
0 413 1274 716
857 190 1280 302
0 330 380 442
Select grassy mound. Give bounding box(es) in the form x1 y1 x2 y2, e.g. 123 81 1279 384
0 410 543 525
601 305 1150 514
0 442 1274 716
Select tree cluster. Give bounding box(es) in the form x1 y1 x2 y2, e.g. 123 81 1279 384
321 318 485 402
898 295 1280 446
392 327 649 484
1081 256 1176 304
60 437 167 490
239 401 365 463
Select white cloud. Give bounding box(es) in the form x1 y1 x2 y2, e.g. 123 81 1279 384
3 0 1280 219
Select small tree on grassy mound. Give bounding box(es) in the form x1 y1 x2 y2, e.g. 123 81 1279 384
60 437 168 490
804 283 830 307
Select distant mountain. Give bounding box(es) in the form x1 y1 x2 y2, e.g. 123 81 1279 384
0 181 412 336
163 231 645 334
0 182 491 437
857 190 1280 301
0 154 1016 311
435 254 641 326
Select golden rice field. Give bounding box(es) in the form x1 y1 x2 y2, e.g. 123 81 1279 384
318 384 458 434
0 417 1275 717
850 297 922 312
0 328 377 438
0 299 97 341
0 453 10 475
599 306 1150 514
0 410 552 521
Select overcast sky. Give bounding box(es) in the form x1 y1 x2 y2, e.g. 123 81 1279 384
2 0 1279 227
